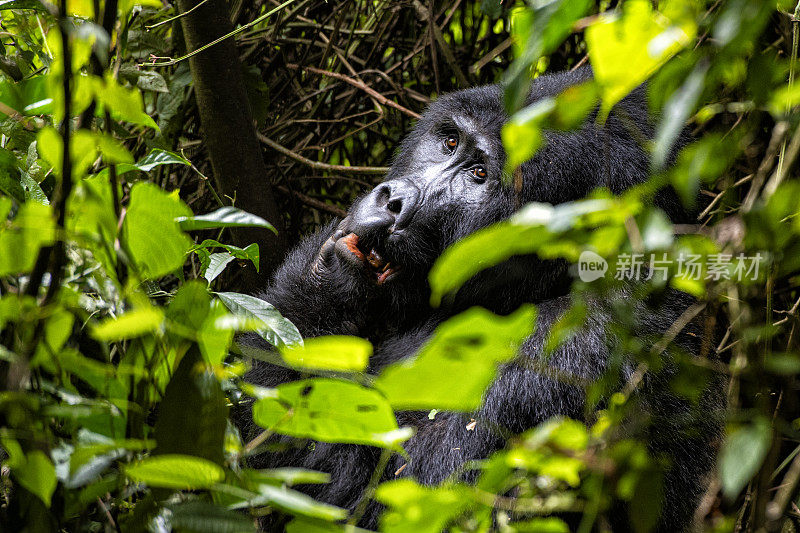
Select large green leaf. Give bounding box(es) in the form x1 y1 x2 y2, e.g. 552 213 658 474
1 438 57 507
253 378 410 448
154 345 228 465
177 206 276 235
374 306 536 411
0 0 46 11
124 454 224 489
504 0 592 112
95 73 159 130
0 198 55 276
167 501 255 533
429 198 632 305
91 307 164 341
719 417 772 500
229 484 347 521
122 182 193 279
217 292 302 348
375 479 469 533
280 335 371 372
653 62 707 169
586 0 696 120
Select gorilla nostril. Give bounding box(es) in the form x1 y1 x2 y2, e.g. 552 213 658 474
387 198 403 214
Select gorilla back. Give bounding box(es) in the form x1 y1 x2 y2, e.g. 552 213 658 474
239 66 723 532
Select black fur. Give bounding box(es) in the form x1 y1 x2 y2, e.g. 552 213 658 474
238 67 723 532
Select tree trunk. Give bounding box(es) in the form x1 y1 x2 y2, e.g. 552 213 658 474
177 0 286 287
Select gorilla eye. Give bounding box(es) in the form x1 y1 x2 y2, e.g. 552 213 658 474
444 135 458 152
471 166 487 183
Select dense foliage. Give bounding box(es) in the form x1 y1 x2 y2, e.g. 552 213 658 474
1 0 800 531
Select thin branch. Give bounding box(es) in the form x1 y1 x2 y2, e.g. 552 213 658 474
145 0 211 29
140 0 298 67
258 133 389 175
276 185 347 218
285 63 421 119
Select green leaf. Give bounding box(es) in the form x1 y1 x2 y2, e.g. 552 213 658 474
167 501 255 533
1 439 57 507
133 149 190 172
92 307 164 341
217 292 302 348
429 198 626 305
0 147 25 203
230 484 347 521
503 0 592 112
586 0 697 120
125 454 224 489
100 148 192 179
250 468 330 486
177 206 277 235
95 73 158 130
155 345 228 464
0 199 55 276
135 70 169 93
0 75 51 115
374 306 536 411
286 518 371 533
653 62 707 169
37 127 129 178
252 378 410 448
719 417 772 499
194 239 260 272
280 336 371 372
376 479 468 533
122 182 193 279
502 98 552 170
204 252 235 283
0 0 46 11
511 518 570 533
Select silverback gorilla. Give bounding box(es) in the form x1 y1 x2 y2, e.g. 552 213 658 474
239 66 723 532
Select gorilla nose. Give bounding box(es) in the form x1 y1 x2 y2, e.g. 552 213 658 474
351 180 419 238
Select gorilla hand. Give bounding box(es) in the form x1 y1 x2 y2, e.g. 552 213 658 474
310 217 399 286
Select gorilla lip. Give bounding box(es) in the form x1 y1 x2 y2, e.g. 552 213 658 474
340 233 400 285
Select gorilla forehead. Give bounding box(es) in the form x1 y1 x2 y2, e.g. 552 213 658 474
390 85 506 170
390 67 597 173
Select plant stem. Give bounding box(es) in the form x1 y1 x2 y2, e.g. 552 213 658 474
141 0 298 67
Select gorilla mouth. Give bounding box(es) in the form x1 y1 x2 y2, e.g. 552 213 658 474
339 233 401 285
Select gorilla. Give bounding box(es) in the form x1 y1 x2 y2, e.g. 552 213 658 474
239 66 723 532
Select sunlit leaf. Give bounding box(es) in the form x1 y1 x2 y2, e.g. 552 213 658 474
376 479 468 533
374 306 536 411
125 454 224 489
217 292 302 348
253 378 409 448
204 252 235 283
280 335 371 372
653 61 707 169
177 206 277 235
1 438 57 507
586 0 697 120
92 307 164 341
0 199 55 276
122 182 193 279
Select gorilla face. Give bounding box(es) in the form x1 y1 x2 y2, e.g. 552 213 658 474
330 86 514 293
313 67 678 312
